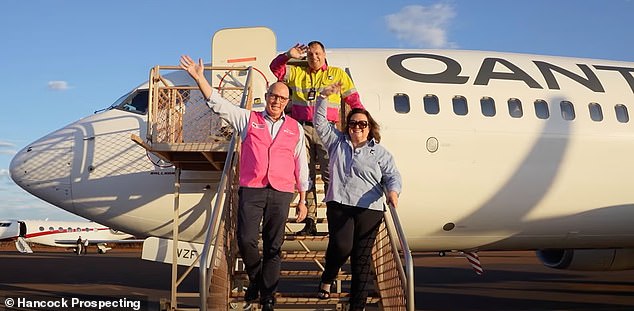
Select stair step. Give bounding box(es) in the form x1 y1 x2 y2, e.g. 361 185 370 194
279 271 351 280
229 292 380 304
235 270 352 280
284 234 329 241
289 202 327 208
286 217 328 223
281 251 325 260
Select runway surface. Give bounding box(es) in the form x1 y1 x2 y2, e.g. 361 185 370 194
1 249 633 310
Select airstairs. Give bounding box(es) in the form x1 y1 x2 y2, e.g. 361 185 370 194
134 27 414 311
15 236 33 253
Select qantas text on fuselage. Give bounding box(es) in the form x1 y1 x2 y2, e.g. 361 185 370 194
387 53 634 93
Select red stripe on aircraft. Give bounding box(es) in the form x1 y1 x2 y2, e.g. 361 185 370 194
227 57 256 63
24 227 109 239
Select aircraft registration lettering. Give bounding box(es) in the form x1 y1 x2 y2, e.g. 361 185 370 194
177 248 198 259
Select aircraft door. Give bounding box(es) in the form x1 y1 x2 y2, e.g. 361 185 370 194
19 221 26 237
211 27 277 110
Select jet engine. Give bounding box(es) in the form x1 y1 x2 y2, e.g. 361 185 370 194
537 248 634 271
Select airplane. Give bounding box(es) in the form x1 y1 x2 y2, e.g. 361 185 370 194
8 27 634 271
0 219 143 254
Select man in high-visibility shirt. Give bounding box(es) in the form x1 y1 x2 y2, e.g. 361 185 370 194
270 41 364 236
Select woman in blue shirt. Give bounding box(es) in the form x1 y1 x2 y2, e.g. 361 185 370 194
314 83 402 310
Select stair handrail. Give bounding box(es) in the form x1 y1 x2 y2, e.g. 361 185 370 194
199 66 254 310
384 202 415 311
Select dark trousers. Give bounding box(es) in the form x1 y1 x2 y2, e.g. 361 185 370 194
321 201 384 310
236 187 293 298
302 123 330 221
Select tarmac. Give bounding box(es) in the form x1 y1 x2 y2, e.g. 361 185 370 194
1 247 633 310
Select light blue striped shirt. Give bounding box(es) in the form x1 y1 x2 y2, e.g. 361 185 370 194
313 97 402 211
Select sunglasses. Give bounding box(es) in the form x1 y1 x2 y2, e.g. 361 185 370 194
348 120 369 129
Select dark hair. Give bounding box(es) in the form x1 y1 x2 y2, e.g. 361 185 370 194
346 108 381 143
307 41 325 50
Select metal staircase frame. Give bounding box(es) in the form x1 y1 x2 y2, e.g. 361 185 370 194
140 65 254 310
199 67 253 310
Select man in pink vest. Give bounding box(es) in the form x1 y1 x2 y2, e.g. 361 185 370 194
181 55 309 311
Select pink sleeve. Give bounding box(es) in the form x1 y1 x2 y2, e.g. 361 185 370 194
269 53 289 81
344 92 364 110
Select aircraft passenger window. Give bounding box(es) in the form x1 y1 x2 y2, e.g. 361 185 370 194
508 98 523 118
394 93 410 114
49 227 54 231
615 104 629 123
453 96 468 116
534 100 550 119
480 97 496 117
423 95 439 114
39 226 44 231
588 103 603 122
560 101 576 120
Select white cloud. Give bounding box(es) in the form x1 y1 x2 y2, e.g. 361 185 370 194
385 4 457 48
0 168 13 186
48 80 70 91
0 140 16 155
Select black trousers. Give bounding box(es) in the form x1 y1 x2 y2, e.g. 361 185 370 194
236 187 293 299
321 201 384 310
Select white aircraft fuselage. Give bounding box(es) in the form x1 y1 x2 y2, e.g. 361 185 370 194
9 48 634 269
0 219 134 249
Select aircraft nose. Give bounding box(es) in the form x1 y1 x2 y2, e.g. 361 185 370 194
0 222 19 241
10 126 75 212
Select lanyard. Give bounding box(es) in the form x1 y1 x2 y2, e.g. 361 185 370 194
308 71 322 101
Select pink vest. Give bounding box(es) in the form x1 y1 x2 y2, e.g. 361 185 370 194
239 111 300 193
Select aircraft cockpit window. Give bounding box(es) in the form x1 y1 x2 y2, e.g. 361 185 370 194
508 98 523 118
452 96 468 116
480 97 496 117
423 95 439 114
560 101 576 120
111 89 149 115
0 223 10 227
394 93 410 114
589 103 603 122
534 100 550 119
615 104 629 123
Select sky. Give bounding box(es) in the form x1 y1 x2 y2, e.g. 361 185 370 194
1 0 634 221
